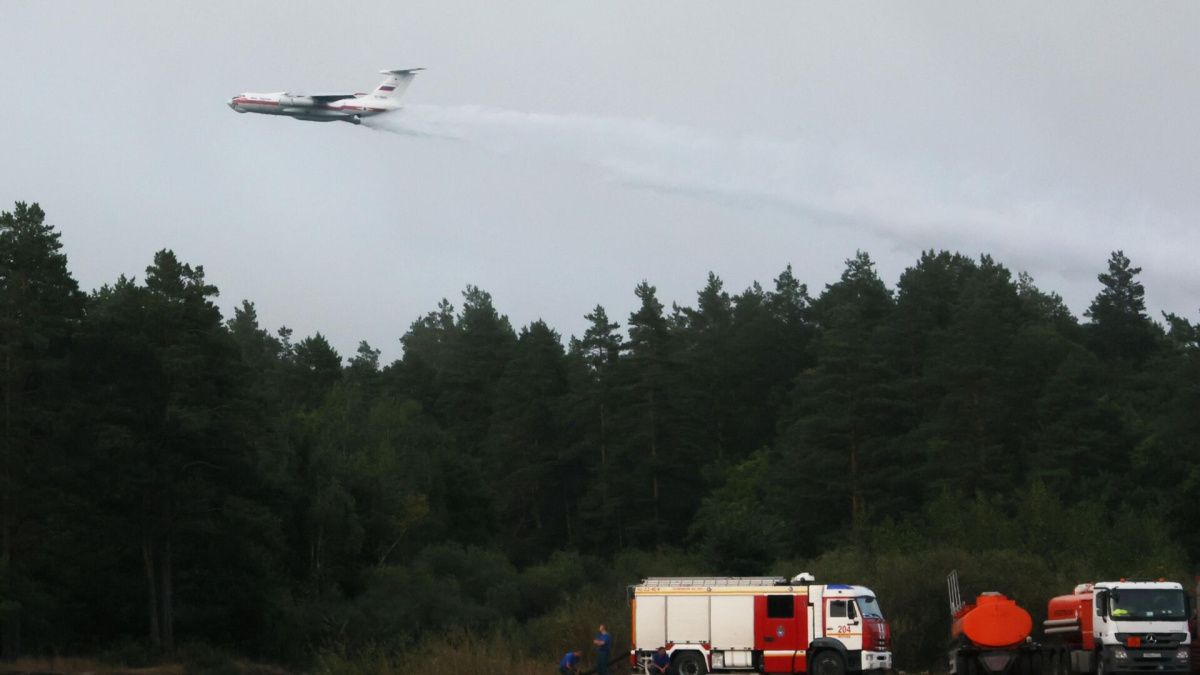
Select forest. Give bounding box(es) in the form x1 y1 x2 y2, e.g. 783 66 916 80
0 201 1198 673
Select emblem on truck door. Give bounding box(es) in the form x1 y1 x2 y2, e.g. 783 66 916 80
777 626 785 637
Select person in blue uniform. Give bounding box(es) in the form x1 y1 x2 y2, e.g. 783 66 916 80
649 646 671 675
593 624 613 675
558 650 582 675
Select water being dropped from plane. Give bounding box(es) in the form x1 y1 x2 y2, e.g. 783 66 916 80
364 104 968 246
365 104 827 208
362 104 1194 298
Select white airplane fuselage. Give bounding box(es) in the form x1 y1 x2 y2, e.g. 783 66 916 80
227 93 388 124
228 68 422 125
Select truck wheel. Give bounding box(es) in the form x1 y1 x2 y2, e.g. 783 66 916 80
673 651 708 675
1095 652 1105 675
812 651 846 675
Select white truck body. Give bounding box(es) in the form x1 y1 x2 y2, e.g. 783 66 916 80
630 575 893 675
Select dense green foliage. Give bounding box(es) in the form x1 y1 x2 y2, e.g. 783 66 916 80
0 203 1197 669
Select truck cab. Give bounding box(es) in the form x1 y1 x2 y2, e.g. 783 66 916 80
1049 580 1192 674
809 584 893 674
1091 581 1191 674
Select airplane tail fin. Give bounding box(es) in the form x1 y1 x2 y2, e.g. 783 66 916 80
371 68 423 108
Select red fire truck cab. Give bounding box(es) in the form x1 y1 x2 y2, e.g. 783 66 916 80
630 574 893 675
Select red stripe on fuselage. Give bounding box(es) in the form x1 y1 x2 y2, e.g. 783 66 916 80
232 97 387 114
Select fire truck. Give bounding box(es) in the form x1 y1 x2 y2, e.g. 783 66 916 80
628 573 893 675
1043 579 1191 675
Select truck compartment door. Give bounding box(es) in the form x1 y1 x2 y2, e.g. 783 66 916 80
636 595 666 649
666 595 711 645
756 595 808 673
712 595 755 648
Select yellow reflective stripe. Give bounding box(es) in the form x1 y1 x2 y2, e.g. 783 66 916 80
637 590 809 596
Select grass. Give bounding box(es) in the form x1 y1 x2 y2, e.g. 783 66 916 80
315 635 548 675
0 656 183 675
0 656 290 675
314 629 631 675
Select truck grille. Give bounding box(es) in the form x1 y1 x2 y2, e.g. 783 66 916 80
1116 633 1187 648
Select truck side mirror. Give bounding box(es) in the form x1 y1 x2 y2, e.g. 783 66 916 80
1096 590 1109 619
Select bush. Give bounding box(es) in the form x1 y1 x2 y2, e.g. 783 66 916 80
314 632 551 675
179 642 240 675
99 638 160 668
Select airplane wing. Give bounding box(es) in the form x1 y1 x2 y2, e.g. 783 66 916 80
309 93 358 102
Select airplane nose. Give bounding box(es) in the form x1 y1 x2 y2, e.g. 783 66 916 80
227 98 238 110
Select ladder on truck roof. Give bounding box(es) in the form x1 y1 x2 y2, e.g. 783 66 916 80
640 576 790 587
947 569 965 616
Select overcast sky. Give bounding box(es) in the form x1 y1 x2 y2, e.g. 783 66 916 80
2 1 1198 360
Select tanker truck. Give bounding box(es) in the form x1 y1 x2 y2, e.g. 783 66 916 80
1042 579 1191 675
947 571 1041 675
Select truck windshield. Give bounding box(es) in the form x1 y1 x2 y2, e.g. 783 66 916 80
1109 589 1186 620
857 596 884 618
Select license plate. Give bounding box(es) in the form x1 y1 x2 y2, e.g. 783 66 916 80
1142 653 1161 659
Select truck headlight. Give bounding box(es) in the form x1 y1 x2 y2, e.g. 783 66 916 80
1113 648 1128 660
1175 649 1189 660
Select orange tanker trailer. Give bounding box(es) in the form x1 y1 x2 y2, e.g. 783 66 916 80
948 572 1041 675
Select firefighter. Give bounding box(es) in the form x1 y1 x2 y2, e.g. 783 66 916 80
649 646 671 675
558 650 582 675
593 624 613 675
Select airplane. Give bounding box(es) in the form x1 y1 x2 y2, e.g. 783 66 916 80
227 68 423 125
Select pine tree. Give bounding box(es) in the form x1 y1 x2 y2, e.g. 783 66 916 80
567 306 622 550
675 273 735 462
1085 250 1159 361
774 252 898 550
0 203 84 657
619 281 675 545
922 256 1027 493
79 251 253 653
436 287 516 452
347 340 382 387
290 333 343 408
571 305 621 374
393 298 457 417
485 321 570 559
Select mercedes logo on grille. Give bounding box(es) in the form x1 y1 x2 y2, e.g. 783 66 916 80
1144 634 1157 644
